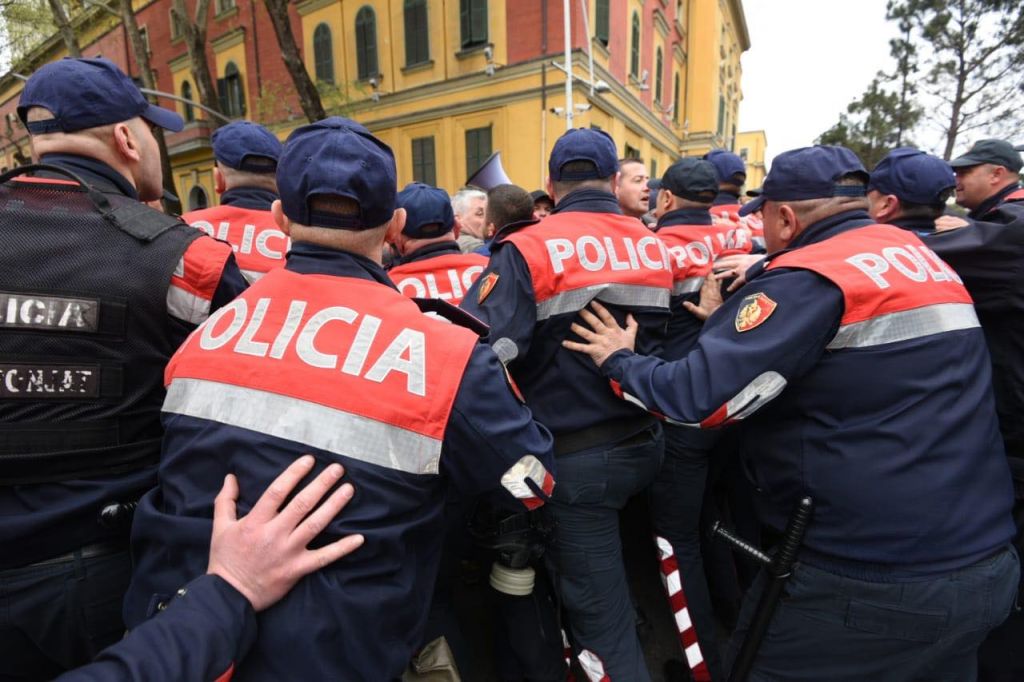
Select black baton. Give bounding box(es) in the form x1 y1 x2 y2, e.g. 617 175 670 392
712 496 814 682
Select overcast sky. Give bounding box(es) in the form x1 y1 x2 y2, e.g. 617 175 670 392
738 0 896 167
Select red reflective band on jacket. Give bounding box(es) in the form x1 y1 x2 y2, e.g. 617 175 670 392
658 223 752 295
503 211 673 319
768 224 978 349
389 253 488 305
1005 188 1024 202
711 203 763 248
168 237 234 325
213 663 235 682
164 269 478 473
185 205 289 283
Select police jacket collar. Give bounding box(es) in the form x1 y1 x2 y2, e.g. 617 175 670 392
971 182 1023 219
491 217 540 245
889 216 937 236
220 186 278 211
655 207 713 230
285 241 396 289
712 190 741 206
398 240 461 264
551 188 623 215
38 153 138 199
761 210 874 274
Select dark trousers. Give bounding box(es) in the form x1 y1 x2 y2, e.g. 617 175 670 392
543 426 664 682
978 476 1024 682
728 546 1020 682
0 548 132 681
650 426 724 682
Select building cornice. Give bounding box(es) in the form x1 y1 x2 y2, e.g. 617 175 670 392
729 0 751 51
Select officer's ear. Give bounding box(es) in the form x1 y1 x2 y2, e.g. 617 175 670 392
776 203 800 244
656 188 674 217
113 122 141 163
214 165 227 194
271 200 291 236
545 176 555 203
386 208 407 244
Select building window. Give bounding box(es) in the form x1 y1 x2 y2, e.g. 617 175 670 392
654 48 663 103
651 158 658 180
313 23 334 84
404 0 430 66
465 125 492 179
740 147 749 160
624 143 641 160
216 0 235 14
189 186 209 211
717 95 725 135
673 72 680 123
355 6 379 80
218 61 246 118
460 0 488 49
139 26 151 55
675 0 684 26
170 9 183 40
181 80 195 122
630 12 640 78
412 136 437 186
595 0 609 46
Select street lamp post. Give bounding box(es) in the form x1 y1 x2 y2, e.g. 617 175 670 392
563 0 574 130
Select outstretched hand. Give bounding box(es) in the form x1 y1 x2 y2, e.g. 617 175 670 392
208 455 364 612
683 273 724 321
562 301 637 368
714 253 765 292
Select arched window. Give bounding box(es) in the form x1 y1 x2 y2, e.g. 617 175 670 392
654 48 663 103
404 0 429 66
630 13 640 78
673 72 681 123
459 0 487 49
313 23 334 84
218 61 245 118
355 6 379 80
595 0 609 46
181 80 195 123
189 186 209 211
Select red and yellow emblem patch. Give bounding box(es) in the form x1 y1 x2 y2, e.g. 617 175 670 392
735 292 777 332
477 272 500 303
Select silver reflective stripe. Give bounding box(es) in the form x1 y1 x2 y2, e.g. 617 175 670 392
622 370 787 428
828 302 979 350
240 269 266 284
164 378 443 475
166 285 212 325
536 283 669 320
493 337 519 364
672 276 704 296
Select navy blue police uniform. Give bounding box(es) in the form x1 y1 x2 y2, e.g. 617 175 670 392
871 145 1024 682
0 58 247 680
589 146 1019 681
461 128 672 681
123 118 556 682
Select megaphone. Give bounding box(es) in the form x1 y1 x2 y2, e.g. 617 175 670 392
466 151 513 190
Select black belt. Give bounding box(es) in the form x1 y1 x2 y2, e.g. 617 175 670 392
553 415 657 457
25 540 128 568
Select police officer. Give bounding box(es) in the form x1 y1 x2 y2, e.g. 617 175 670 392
0 57 247 679
566 145 1019 681
58 457 363 682
388 182 487 305
646 157 752 682
704 149 764 251
869 146 1024 682
949 139 1024 219
183 121 286 283
123 117 556 681
462 128 672 681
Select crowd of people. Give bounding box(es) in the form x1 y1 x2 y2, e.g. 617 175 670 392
2 56 1023 682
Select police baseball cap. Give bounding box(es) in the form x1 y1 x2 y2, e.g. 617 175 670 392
548 128 619 181
703 149 747 182
739 145 868 217
530 189 554 205
212 121 282 174
948 139 1023 172
869 148 955 205
397 182 455 238
17 57 184 135
648 157 718 202
277 116 397 230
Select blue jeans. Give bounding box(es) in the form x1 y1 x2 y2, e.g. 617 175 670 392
543 425 664 681
728 546 1020 682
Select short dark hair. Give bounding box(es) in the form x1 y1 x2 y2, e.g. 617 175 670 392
552 160 614 197
486 184 534 230
899 193 951 221
618 157 645 169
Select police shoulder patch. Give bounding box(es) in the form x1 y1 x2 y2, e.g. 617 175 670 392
735 292 777 332
477 272 500 304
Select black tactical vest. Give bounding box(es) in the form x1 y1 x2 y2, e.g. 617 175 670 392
0 165 201 484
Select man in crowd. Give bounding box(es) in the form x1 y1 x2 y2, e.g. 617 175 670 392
124 117 555 681
950 139 1024 219
453 187 489 252
476 184 536 256
463 128 673 681
0 57 247 679
183 121 286 283
566 145 1019 681
616 157 651 220
531 189 555 220
388 182 487 305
